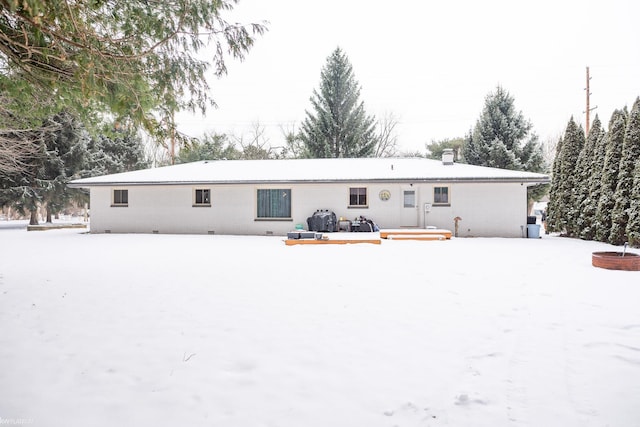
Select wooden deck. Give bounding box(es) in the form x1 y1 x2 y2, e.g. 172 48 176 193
379 228 452 240
385 234 447 241
284 236 381 245
284 228 452 245
27 223 88 231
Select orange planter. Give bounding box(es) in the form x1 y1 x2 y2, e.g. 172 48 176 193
592 252 640 271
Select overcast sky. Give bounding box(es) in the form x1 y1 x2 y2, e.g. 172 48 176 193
176 0 640 154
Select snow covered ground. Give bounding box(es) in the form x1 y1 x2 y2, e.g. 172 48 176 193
1 222 639 427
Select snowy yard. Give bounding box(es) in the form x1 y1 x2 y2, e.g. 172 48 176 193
1 224 639 427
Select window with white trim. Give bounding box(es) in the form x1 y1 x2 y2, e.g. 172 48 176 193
257 189 291 218
349 187 367 207
403 190 416 208
194 188 211 206
112 189 128 207
434 186 450 205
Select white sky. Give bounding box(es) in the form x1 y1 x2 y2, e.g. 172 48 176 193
176 0 640 154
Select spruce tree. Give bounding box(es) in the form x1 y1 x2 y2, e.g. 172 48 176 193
300 48 377 158
610 98 640 245
578 116 606 240
462 86 544 172
595 109 628 242
42 112 91 222
87 129 149 176
545 136 563 233
0 111 89 224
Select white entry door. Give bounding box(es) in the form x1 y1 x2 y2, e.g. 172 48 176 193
400 188 419 227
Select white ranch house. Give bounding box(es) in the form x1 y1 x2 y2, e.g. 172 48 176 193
69 155 549 237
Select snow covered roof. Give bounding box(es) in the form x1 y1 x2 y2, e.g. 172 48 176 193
69 157 550 187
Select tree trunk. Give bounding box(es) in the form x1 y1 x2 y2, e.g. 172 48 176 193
46 206 52 223
29 210 38 226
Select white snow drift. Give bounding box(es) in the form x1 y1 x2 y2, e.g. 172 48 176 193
0 224 639 427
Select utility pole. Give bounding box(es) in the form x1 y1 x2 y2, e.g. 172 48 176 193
170 118 175 165
168 109 176 165
584 66 597 134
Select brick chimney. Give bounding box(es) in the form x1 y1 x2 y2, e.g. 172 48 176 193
442 148 454 165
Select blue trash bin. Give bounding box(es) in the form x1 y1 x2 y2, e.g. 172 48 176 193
527 224 540 238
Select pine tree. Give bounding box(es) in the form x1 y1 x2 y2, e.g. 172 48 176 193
578 116 606 240
556 118 585 236
610 98 640 245
425 137 464 160
176 133 240 163
545 136 564 233
462 86 545 172
300 48 377 158
0 1 266 148
595 109 628 242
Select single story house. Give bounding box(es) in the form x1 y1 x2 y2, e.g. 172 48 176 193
68 153 549 237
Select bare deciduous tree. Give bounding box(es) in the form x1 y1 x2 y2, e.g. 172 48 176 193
374 112 400 158
277 123 307 159
0 130 40 177
232 121 278 160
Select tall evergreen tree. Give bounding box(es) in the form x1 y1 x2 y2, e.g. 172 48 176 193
627 159 640 248
595 109 628 242
87 128 149 176
176 133 240 163
300 48 377 158
610 98 640 245
578 116 606 240
545 136 564 233
0 111 89 224
0 0 266 148
555 117 585 236
462 86 545 172
0 126 48 223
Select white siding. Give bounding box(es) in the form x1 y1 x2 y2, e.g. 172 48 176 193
422 182 528 238
89 181 530 237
